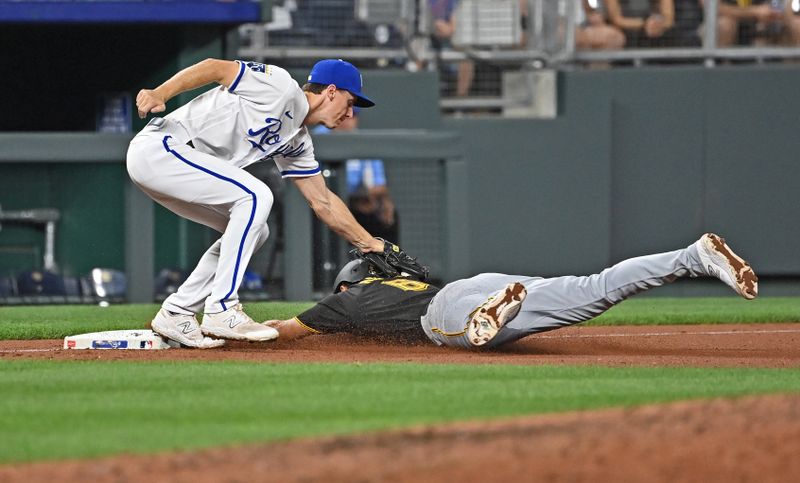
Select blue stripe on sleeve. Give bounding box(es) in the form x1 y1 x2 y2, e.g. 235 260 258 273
228 61 247 93
280 167 322 177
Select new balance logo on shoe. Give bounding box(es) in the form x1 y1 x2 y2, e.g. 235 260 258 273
151 310 224 348
225 316 242 329
200 304 278 342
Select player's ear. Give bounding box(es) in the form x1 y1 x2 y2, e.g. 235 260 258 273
326 84 337 101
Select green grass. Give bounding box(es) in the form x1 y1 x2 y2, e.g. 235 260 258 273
589 296 800 325
1 298 797 464
0 297 798 340
0 302 314 340
1 360 799 463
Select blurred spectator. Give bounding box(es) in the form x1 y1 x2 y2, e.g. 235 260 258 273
348 182 399 243
605 0 676 47
293 0 372 47
671 0 704 46
429 0 475 97
576 1 627 52
518 0 531 48
343 133 399 241
789 1 800 44
428 0 529 99
314 110 399 242
708 0 800 46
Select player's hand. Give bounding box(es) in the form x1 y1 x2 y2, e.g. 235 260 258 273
358 237 387 254
352 239 430 281
136 89 167 119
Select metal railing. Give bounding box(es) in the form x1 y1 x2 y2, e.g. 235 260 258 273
0 205 60 272
236 0 800 113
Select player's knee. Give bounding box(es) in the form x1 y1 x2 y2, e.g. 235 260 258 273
250 184 274 221
125 143 147 183
208 238 222 256
253 223 271 249
235 183 274 222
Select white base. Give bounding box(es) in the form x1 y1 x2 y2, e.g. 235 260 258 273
64 330 180 350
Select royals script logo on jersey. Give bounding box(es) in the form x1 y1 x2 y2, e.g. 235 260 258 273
248 116 283 148
246 110 306 159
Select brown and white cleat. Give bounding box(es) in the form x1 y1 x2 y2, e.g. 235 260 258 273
695 233 758 300
467 282 527 347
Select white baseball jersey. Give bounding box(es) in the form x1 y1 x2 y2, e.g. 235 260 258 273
166 60 319 177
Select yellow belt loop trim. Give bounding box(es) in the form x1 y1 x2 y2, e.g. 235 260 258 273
431 326 467 337
293 317 320 334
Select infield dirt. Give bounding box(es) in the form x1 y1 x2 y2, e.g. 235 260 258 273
2 323 799 367
1 323 799 482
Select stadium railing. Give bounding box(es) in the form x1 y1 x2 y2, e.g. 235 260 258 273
235 0 800 115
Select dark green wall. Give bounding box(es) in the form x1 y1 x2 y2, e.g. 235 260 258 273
442 65 800 277
0 163 125 276
443 72 614 275
703 66 800 275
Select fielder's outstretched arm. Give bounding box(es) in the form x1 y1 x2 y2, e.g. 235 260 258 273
136 58 240 118
293 174 384 253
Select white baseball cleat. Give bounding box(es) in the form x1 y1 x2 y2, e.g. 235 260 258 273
202 304 279 342
467 282 527 347
151 308 225 349
695 233 758 300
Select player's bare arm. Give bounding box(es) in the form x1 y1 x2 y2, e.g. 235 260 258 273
136 58 240 119
293 174 384 252
263 318 317 340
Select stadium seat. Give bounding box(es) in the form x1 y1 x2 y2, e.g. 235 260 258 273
85 268 127 304
16 269 66 304
0 274 20 304
154 268 189 302
62 275 84 304
240 270 269 301
0 275 15 295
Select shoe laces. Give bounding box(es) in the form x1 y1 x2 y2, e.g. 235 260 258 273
167 310 199 324
231 304 256 325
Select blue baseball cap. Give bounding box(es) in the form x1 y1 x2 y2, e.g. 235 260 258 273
308 59 375 108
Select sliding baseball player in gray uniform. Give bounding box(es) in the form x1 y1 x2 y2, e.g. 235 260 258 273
127 58 404 348
265 233 758 348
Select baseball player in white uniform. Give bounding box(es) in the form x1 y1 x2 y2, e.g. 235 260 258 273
127 58 388 348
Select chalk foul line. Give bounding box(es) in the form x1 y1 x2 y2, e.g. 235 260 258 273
0 329 798 353
536 328 800 339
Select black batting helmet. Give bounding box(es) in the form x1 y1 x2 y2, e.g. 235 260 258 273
332 258 370 293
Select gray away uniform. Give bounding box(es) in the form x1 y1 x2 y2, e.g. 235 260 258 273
421 241 708 348
295 238 724 347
